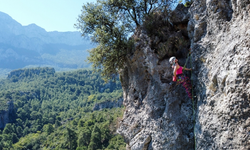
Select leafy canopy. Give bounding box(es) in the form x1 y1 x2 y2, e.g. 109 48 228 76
75 0 176 81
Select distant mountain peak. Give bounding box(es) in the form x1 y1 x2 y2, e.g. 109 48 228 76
0 12 88 45
0 11 94 75
24 23 46 32
0 11 13 19
26 23 41 28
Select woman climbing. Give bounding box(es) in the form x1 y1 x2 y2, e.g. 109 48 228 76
169 56 192 99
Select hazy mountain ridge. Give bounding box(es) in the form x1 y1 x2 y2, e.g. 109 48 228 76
0 11 86 45
0 11 94 77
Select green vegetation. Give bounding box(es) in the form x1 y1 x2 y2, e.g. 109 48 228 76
184 0 193 7
0 67 125 150
178 0 193 7
75 0 177 81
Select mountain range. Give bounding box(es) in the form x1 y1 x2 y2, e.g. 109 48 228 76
0 11 95 77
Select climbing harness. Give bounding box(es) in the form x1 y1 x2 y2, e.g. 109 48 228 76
176 74 192 98
170 50 196 149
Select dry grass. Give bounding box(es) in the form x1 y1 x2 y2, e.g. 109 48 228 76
194 14 199 20
209 76 218 92
200 57 206 63
209 83 217 92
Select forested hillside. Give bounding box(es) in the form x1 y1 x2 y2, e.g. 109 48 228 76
0 67 125 150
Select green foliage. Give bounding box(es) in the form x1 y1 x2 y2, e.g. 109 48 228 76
16 126 23 137
43 124 54 135
75 0 177 81
0 68 125 149
76 2 131 81
184 1 193 7
55 120 61 128
0 141 3 150
88 125 102 150
78 127 91 147
178 0 193 7
8 67 55 82
76 146 88 150
105 134 126 150
65 127 78 150
13 108 125 149
11 133 19 144
13 132 45 150
3 124 13 134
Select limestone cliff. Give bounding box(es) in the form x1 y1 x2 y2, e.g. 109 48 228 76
118 4 194 150
189 0 250 149
117 0 250 150
0 101 15 129
0 91 38 129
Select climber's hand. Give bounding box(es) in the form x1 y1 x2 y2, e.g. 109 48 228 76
173 76 177 82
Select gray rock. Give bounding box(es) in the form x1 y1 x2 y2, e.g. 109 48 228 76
189 0 250 149
118 27 194 149
170 4 190 24
118 0 250 149
0 101 15 129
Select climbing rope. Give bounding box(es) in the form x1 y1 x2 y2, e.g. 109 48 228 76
190 54 196 150
183 52 196 150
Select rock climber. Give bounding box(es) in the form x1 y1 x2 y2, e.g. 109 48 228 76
169 56 192 99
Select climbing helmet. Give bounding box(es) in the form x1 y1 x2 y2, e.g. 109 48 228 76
169 56 176 65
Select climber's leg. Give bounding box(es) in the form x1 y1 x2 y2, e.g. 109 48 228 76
177 75 192 99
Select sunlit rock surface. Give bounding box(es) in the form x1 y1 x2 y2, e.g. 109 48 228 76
118 0 250 149
189 0 250 149
118 4 194 150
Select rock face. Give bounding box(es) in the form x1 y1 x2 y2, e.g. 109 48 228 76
189 0 250 149
0 101 15 129
117 1 250 150
117 5 194 150
92 98 123 111
0 91 37 129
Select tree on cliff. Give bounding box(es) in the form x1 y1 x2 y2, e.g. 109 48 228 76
75 0 176 81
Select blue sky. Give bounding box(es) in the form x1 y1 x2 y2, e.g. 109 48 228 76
0 0 96 32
